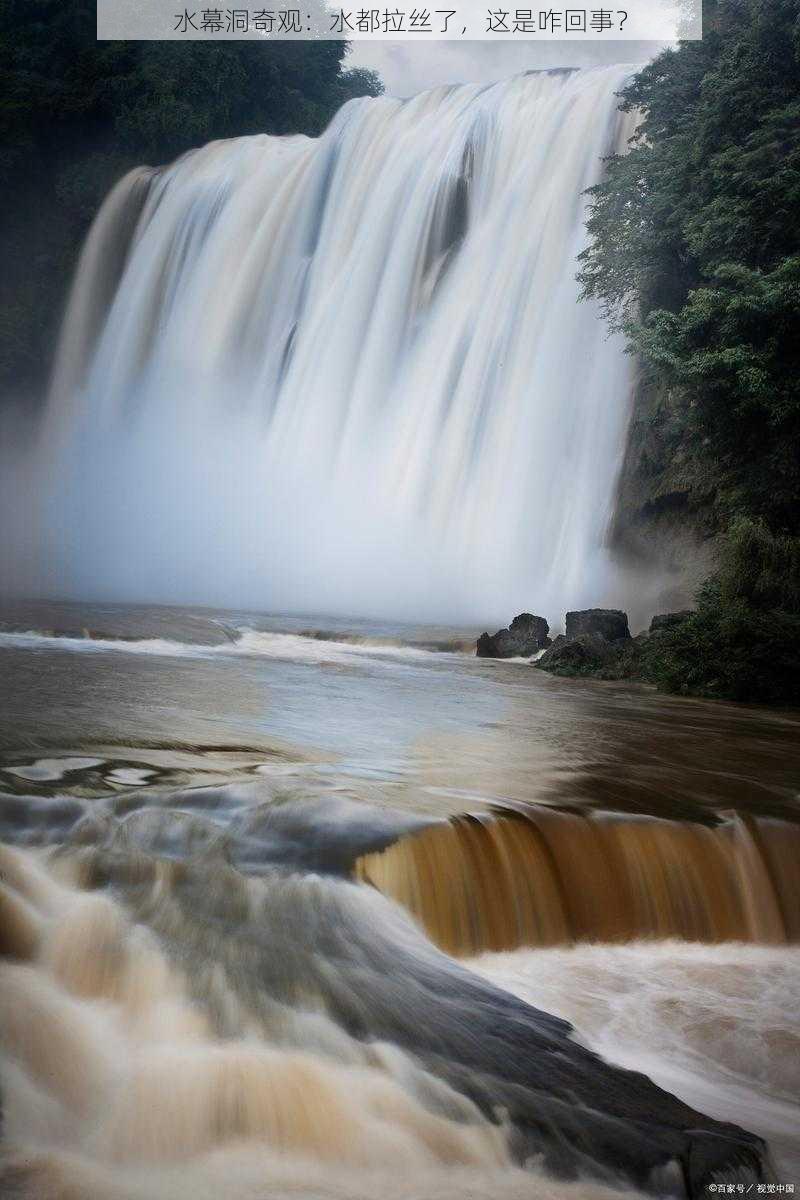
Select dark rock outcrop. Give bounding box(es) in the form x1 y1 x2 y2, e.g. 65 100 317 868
565 608 630 642
536 632 613 672
650 610 694 633
476 612 550 658
535 612 652 680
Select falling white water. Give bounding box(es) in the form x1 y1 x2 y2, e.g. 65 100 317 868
9 67 638 623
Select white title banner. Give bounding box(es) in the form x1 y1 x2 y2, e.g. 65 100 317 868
97 0 702 40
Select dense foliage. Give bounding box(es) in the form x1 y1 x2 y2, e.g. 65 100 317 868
578 0 800 703
641 520 800 703
0 0 381 402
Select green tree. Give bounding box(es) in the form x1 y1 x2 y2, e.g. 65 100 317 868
578 0 800 703
578 0 800 535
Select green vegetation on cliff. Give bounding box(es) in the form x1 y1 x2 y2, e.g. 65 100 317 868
0 0 382 404
578 0 800 703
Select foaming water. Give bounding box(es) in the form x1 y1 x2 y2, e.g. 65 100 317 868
0 840 776 1197
0 630 210 658
474 942 800 1179
0 626 474 665
1 607 798 1194
3 68 638 622
0 846 522 1200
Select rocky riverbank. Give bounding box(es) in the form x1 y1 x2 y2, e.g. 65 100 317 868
477 608 694 683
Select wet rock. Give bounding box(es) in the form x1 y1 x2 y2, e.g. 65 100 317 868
476 612 550 658
536 632 612 672
476 631 501 656
87 834 770 1194
565 608 630 642
535 626 656 680
650 610 694 633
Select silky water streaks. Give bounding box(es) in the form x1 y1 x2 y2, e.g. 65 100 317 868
12 66 638 620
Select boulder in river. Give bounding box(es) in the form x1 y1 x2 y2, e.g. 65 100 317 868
476 612 550 658
536 632 613 672
536 621 651 680
650 610 694 633
565 608 630 642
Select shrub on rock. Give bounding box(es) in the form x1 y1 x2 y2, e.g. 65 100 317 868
649 611 693 634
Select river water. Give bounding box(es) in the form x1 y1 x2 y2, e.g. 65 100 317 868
0 599 798 1197
3 59 798 1200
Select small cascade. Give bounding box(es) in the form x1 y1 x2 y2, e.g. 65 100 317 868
357 808 800 954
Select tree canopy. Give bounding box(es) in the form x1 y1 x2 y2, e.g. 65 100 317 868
578 0 800 535
578 0 800 702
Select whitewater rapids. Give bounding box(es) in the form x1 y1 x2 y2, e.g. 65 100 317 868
0 831 783 1199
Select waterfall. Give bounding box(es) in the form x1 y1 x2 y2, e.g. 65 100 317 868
358 808 800 955
30 67 637 621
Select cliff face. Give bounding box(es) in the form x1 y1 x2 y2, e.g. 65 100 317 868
609 373 719 614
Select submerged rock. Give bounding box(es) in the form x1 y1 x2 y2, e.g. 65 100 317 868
565 608 630 642
476 612 550 658
650 610 694 633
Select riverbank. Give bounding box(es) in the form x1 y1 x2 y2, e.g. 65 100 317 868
478 604 800 706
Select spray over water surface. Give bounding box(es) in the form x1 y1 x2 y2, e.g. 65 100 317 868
3 67 640 622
